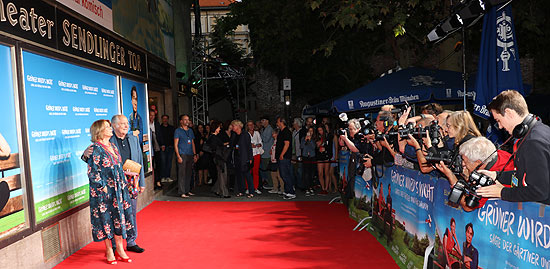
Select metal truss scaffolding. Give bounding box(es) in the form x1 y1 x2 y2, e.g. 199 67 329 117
191 37 208 125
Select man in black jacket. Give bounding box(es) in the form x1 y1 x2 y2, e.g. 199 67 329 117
231 120 254 197
477 90 550 205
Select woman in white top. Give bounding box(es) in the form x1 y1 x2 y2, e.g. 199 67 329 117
247 121 263 194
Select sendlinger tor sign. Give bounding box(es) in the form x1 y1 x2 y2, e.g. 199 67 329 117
0 0 145 78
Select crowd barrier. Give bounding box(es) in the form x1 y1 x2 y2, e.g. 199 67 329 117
338 151 550 269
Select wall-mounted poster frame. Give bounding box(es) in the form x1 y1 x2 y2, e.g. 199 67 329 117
120 77 152 173
21 48 121 224
0 39 30 242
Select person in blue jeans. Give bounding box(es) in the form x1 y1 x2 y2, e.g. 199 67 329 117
276 117 295 199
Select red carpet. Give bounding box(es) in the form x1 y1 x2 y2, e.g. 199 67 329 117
55 201 397 268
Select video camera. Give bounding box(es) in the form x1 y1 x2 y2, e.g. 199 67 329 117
448 171 495 208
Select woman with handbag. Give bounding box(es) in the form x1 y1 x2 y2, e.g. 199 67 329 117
87 120 135 264
315 124 332 195
247 120 263 195
208 121 231 198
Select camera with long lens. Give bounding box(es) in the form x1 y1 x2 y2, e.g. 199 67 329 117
425 150 463 175
397 121 442 146
337 128 348 137
389 102 411 118
448 171 495 208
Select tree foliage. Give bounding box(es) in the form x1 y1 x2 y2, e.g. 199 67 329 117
213 0 383 103
211 0 550 106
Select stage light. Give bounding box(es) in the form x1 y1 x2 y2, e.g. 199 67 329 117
441 14 463 32
427 25 446 42
426 0 513 42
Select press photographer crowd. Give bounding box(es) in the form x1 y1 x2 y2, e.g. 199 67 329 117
337 90 550 212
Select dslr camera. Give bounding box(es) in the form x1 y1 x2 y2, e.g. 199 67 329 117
397 121 442 146
448 171 495 208
424 150 463 175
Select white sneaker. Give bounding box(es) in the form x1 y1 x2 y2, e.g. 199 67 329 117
207 179 212 184
255 189 262 195
278 191 283 195
245 190 249 194
166 177 174 182
268 189 278 194
283 193 296 200
161 177 166 183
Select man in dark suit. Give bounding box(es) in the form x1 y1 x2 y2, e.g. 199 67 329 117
149 109 163 190
83 115 145 253
230 120 254 197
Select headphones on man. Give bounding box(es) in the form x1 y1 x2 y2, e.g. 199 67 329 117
512 113 539 139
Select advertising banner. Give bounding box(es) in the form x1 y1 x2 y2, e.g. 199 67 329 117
349 167 373 223
371 166 436 269
120 78 151 172
22 51 119 223
474 4 525 119
433 179 550 269
338 150 350 191
0 44 26 237
57 0 113 31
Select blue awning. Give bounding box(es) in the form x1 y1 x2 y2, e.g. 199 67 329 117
303 99 334 115
333 67 476 112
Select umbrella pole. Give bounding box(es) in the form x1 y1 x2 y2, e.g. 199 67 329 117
462 26 467 111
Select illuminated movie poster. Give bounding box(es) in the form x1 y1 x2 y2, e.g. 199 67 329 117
0 44 26 237
121 78 151 172
370 166 436 269
23 51 119 223
433 179 550 269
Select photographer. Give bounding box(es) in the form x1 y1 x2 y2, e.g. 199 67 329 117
407 111 481 174
339 118 368 154
372 111 397 165
476 90 550 204
404 103 443 126
436 137 514 212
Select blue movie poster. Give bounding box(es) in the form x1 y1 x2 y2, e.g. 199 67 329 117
371 166 436 269
0 44 26 236
433 179 550 269
22 51 119 222
120 78 150 172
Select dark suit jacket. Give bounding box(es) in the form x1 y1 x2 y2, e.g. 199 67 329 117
233 129 253 170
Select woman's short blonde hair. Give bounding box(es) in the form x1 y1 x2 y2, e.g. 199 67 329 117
231 120 243 128
90 120 110 143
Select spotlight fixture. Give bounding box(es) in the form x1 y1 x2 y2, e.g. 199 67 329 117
426 0 513 43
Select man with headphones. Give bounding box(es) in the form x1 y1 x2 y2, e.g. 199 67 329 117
476 90 550 205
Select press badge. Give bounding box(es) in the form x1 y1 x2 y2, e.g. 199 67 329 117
511 173 519 187
187 139 191 144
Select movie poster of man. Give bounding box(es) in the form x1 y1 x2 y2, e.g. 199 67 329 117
0 44 25 237
121 78 151 172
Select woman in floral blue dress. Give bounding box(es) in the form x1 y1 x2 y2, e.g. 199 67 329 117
87 119 136 264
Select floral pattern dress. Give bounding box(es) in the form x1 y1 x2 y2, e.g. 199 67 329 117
87 142 136 242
